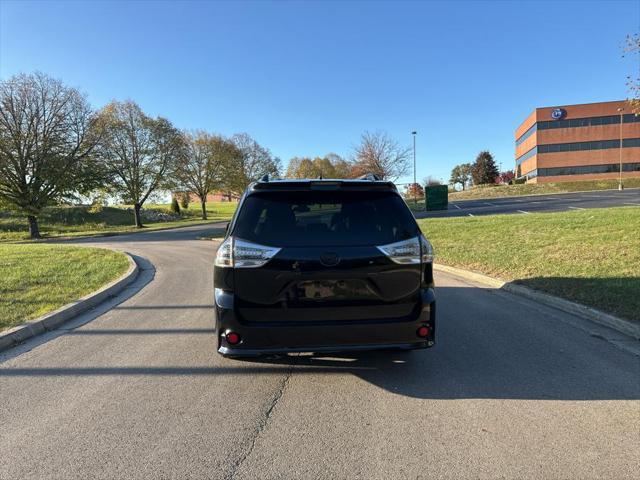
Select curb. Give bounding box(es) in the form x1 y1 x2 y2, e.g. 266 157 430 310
196 236 225 242
0 252 139 352
433 263 640 340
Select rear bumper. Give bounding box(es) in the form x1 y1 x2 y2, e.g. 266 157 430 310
214 288 436 356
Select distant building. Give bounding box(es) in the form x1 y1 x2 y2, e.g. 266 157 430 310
515 100 640 183
172 191 239 203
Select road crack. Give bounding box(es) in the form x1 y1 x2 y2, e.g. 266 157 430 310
227 356 297 479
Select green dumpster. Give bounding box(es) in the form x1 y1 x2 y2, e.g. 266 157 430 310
424 185 448 211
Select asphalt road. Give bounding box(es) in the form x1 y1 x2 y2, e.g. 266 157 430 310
1 224 639 479
416 187 640 218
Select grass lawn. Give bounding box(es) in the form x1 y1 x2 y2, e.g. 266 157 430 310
0 245 130 332
417 206 640 322
165 200 238 220
0 201 238 243
449 178 640 201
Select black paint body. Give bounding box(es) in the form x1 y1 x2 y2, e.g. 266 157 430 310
213 179 436 356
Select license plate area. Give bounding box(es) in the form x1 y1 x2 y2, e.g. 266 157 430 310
295 279 377 302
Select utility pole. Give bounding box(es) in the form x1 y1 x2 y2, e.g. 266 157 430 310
412 131 417 207
617 107 624 191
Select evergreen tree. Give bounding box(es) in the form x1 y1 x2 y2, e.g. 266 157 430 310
471 151 499 185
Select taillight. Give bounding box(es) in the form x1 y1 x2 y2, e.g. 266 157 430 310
376 236 434 265
376 236 419 264
214 236 281 268
215 237 233 267
420 235 434 263
225 331 241 345
417 326 430 338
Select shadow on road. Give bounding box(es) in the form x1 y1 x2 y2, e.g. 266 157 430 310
2 284 639 402
3 345 638 402
1 348 638 401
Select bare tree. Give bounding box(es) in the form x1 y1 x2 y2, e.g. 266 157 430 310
325 153 352 178
175 131 240 219
449 163 472 190
224 133 280 195
423 175 442 186
624 33 640 114
95 100 183 227
285 157 315 178
0 72 104 238
352 131 411 181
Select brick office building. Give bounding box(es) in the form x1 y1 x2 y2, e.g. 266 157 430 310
515 100 640 183
172 191 239 203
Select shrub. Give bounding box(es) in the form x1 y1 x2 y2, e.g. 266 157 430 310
88 202 104 214
170 197 181 215
180 193 190 209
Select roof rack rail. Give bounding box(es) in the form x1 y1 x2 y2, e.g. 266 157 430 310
356 173 382 181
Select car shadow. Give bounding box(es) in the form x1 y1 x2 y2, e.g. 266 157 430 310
2 285 638 401
237 344 639 401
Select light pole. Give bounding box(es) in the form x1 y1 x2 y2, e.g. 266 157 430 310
617 107 624 191
412 131 417 207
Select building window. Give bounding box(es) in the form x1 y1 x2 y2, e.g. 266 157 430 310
537 138 640 154
515 123 537 146
538 162 640 177
516 113 639 143
517 137 640 165
538 114 623 130
516 147 538 165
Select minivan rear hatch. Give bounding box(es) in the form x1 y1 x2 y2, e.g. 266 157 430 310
231 189 422 324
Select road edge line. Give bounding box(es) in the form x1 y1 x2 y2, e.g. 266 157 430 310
433 263 640 340
0 253 139 352
448 186 640 203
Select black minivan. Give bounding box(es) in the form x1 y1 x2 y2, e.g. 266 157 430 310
213 176 436 356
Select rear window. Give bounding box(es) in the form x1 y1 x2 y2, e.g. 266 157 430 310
232 190 419 247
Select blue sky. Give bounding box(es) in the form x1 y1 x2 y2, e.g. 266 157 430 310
1 0 638 184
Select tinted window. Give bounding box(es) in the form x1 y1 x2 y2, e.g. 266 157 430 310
515 123 536 146
538 162 640 177
233 191 419 247
536 138 639 154
516 146 537 165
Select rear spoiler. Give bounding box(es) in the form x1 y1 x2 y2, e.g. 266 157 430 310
250 179 397 192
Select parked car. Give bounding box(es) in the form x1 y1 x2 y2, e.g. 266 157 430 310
213 175 436 356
